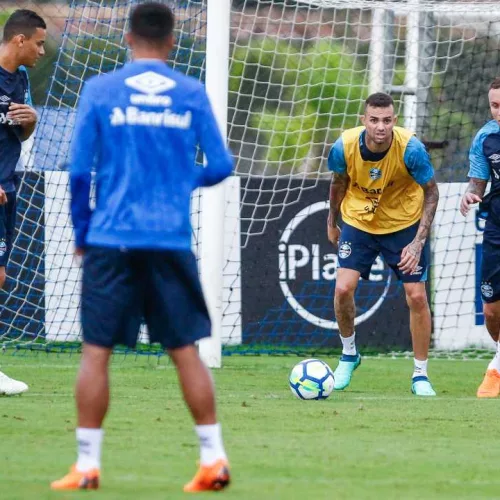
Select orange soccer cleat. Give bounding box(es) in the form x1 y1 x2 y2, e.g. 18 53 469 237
50 465 100 490
183 459 231 493
477 369 500 398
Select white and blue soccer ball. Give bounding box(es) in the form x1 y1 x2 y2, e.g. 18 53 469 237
289 358 335 400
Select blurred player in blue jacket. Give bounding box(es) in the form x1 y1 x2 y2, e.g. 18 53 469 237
52 3 233 492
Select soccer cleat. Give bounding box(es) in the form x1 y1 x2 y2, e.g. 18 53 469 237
0 371 28 396
50 465 100 490
333 353 361 391
477 369 500 398
411 376 436 397
183 459 230 493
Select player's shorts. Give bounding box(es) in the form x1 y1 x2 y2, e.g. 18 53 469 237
480 220 500 303
0 191 17 268
337 221 429 283
81 246 211 350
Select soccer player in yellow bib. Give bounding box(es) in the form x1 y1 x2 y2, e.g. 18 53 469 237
327 92 439 396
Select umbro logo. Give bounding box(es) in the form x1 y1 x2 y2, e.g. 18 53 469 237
489 153 500 164
411 265 423 276
0 95 10 105
125 71 176 95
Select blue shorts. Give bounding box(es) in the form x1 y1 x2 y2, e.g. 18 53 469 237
81 247 211 349
0 191 17 267
337 221 429 282
480 221 500 303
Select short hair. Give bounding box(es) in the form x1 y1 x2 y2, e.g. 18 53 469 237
365 92 394 110
130 2 175 42
3 9 46 42
490 77 500 90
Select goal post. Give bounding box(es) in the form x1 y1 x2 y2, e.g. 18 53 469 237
198 0 232 368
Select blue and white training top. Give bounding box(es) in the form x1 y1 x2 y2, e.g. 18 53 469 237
468 120 500 224
0 65 32 192
70 59 234 250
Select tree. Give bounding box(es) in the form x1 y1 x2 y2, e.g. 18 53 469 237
229 38 369 174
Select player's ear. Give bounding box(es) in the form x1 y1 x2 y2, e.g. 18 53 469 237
124 32 133 49
12 34 25 47
394 115 398 125
360 114 366 126
166 33 175 52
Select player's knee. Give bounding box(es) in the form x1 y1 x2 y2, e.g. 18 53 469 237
483 303 500 324
0 267 7 290
405 289 427 311
335 282 356 301
167 344 199 366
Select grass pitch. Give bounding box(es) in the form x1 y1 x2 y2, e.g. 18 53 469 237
1 354 499 500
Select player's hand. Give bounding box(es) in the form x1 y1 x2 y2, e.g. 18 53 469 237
7 103 37 126
74 247 85 257
460 192 482 217
0 186 8 206
398 240 424 275
327 214 341 251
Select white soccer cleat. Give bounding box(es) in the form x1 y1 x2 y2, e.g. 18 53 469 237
0 371 28 395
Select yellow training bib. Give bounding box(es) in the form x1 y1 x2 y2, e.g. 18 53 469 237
340 126 423 234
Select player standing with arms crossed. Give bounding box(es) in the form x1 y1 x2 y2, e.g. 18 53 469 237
460 77 500 398
51 3 233 492
328 92 439 396
0 9 46 396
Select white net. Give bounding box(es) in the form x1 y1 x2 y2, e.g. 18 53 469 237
0 0 498 355
0 0 208 350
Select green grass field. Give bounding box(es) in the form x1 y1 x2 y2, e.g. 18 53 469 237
1 354 499 500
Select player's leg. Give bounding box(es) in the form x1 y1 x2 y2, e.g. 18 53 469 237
169 345 229 492
144 250 229 492
477 300 500 397
333 223 378 390
333 268 362 389
402 282 435 396
483 301 500 344
476 234 500 397
0 190 16 291
52 247 138 490
380 222 435 396
0 191 28 396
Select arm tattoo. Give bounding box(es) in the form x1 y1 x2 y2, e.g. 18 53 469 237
329 172 349 227
465 178 487 197
415 177 439 245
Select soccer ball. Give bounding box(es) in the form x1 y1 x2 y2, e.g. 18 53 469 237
289 358 335 400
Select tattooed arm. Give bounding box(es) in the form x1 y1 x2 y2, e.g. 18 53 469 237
327 172 349 249
460 178 488 217
415 177 440 245
398 177 439 275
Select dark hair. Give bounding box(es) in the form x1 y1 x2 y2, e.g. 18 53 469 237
3 9 46 42
490 77 500 90
130 2 175 42
365 92 394 109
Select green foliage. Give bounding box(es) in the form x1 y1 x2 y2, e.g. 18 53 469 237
230 38 368 173
0 9 13 28
230 37 301 113
255 111 317 173
292 40 367 121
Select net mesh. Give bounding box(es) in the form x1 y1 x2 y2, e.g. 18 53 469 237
0 0 497 355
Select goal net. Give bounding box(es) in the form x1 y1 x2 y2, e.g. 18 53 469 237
1 0 499 357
